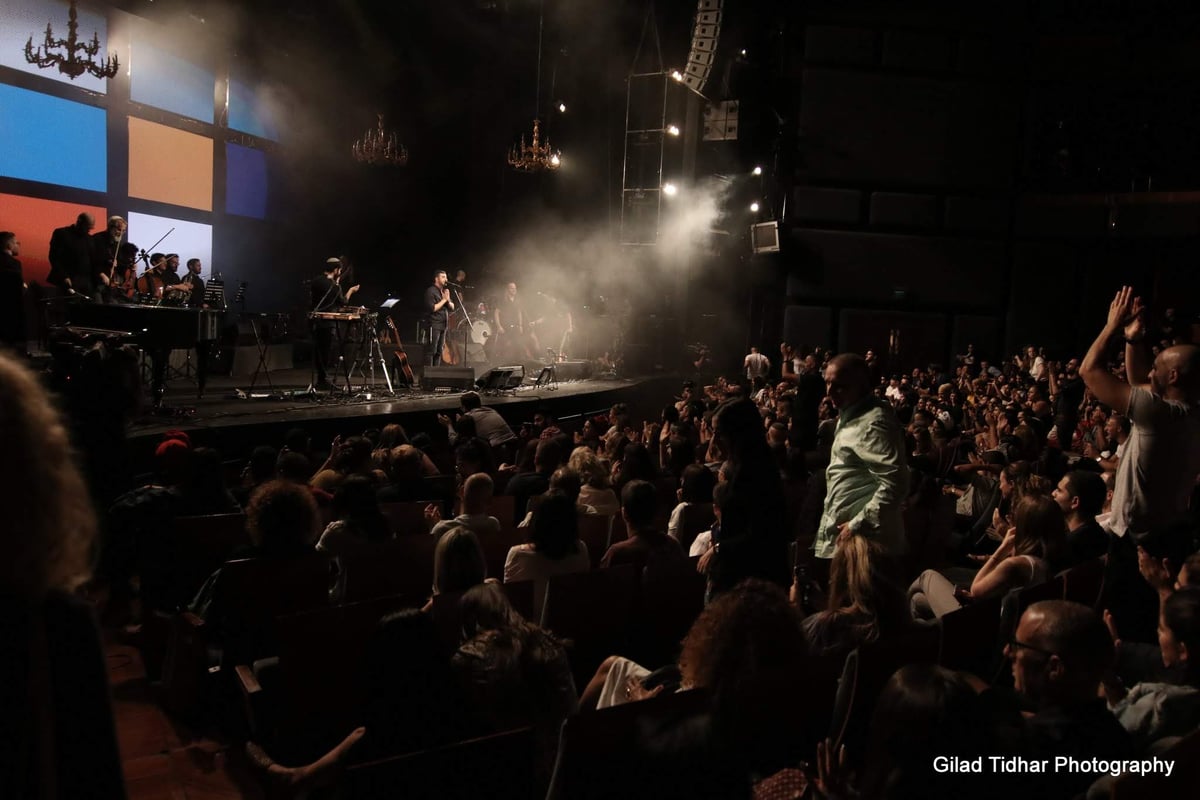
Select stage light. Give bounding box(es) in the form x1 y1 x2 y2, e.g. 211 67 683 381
558 102 566 113
666 124 680 137
750 201 760 213
550 153 560 166
752 165 763 176
663 182 678 196
740 49 747 57
670 70 684 82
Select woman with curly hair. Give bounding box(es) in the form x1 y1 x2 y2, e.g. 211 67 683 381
567 445 619 515
573 580 811 798
0 352 126 798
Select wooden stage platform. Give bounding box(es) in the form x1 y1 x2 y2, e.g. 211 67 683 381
126 367 682 458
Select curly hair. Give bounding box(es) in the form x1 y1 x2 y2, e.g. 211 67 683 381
677 579 810 771
678 578 808 693
245 479 319 555
568 446 610 489
0 354 98 597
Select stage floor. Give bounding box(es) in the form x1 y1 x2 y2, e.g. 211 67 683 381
127 366 672 448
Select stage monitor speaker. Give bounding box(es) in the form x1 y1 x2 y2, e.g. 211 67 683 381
476 365 524 391
554 360 592 382
422 366 475 391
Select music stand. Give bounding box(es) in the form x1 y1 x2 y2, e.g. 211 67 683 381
247 314 274 391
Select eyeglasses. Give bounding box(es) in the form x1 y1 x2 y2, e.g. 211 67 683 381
1007 637 1056 659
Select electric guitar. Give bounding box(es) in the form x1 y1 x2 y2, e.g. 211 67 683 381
385 316 417 386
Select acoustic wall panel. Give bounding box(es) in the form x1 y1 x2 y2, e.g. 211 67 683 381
0 0 109 93
225 143 268 219
228 76 279 141
0 193 107 284
127 117 213 211
0 85 106 191
130 39 215 123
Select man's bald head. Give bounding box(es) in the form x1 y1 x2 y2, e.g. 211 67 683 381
824 353 872 410
1155 344 1200 398
1014 600 1113 705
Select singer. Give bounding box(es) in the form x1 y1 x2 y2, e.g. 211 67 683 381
424 269 455 366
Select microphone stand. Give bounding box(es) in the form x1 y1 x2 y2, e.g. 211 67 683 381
452 285 474 363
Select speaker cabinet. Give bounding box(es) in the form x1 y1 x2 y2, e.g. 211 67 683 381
421 365 476 391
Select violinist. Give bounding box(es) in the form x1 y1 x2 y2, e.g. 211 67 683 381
136 253 168 300
89 215 126 300
107 243 138 303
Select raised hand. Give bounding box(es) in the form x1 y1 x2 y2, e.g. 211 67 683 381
1124 296 1146 342
1105 286 1137 333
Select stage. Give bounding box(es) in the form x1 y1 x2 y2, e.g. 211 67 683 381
124 365 682 461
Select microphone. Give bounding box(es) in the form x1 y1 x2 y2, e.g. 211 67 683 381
447 282 474 289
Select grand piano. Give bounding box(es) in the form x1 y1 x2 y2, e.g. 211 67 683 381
64 303 222 401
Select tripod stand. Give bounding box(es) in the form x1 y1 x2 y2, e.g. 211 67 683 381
358 318 394 398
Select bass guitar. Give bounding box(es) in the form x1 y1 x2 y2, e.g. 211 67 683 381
385 316 417 387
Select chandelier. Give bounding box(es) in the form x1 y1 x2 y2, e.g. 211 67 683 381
352 114 408 166
506 1 562 173
24 0 119 81
507 119 561 172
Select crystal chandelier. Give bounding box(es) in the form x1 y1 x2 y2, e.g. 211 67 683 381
352 114 408 166
508 119 561 172
24 0 119 81
506 1 562 173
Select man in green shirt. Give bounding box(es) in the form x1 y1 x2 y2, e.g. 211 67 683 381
814 353 909 562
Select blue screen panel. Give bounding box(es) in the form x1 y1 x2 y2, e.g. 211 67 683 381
228 77 279 141
0 85 105 191
0 0 109 93
130 40 214 123
225 143 268 220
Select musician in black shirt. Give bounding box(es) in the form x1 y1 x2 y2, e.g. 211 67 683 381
423 269 454 366
310 258 360 389
184 258 206 308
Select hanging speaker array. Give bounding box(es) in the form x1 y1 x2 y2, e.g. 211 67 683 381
682 0 722 94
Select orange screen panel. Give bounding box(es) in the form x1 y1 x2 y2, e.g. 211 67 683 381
128 117 213 211
0 194 108 285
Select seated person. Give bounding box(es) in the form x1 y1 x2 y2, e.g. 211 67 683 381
1104 587 1200 752
668 463 716 552
504 491 590 614
600 480 685 573
568 445 619 515
317 475 394 602
1050 469 1109 567
909 495 1065 620
425 472 501 540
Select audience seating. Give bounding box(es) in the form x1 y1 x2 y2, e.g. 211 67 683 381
237 594 420 761
831 624 941 759
479 526 529 582
380 501 433 536
339 536 437 604
344 727 535 800
1108 729 1200 800
1060 557 1105 609
486 494 517 533
576 514 614 570
541 565 638 688
546 689 710 800
626 556 707 669
937 593 1004 678
141 513 250 613
991 575 1067 684
162 552 331 718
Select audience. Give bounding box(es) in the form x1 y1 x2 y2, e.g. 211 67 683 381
0 353 125 798
27 284 1200 799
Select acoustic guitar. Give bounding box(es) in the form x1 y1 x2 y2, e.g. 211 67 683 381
385 316 417 386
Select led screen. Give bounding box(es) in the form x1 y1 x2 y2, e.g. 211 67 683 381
127 212 212 281
130 39 214 123
0 194 108 285
225 143 268 220
0 0 109 93
228 76 279 141
0 84 106 191
127 117 213 211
